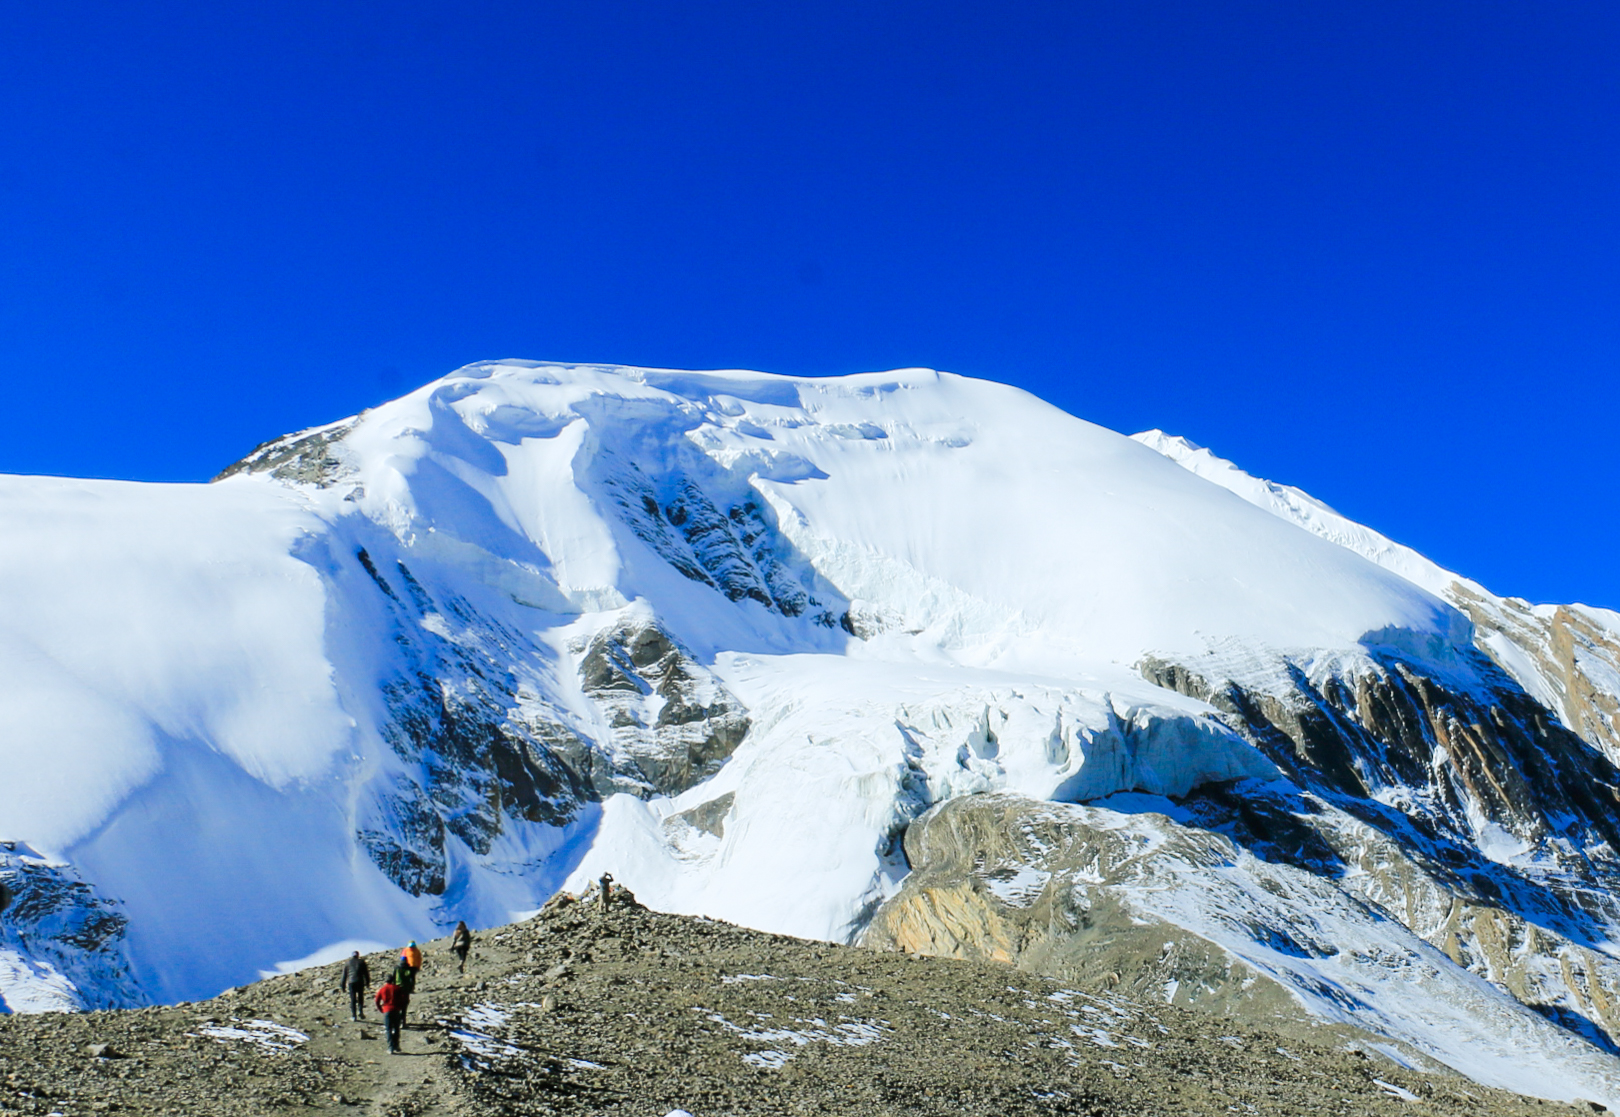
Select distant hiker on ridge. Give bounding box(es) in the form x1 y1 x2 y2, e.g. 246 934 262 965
599 872 614 917
451 921 473 974
340 950 370 1022
374 976 406 1054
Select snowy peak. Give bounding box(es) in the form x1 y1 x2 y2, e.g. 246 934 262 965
221 361 1466 668
4 361 1620 1105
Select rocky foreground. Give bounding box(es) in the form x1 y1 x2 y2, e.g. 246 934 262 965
0 891 1600 1117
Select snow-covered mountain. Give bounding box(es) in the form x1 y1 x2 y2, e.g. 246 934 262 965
3 361 1619 1103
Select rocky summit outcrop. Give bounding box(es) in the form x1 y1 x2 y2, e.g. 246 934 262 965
0 896 1581 1117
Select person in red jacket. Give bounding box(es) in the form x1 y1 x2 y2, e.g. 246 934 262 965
374 978 407 1054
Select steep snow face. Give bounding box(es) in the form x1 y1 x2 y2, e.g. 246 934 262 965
0 475 351 852
1132 430 1620 766
2 360 1617 1103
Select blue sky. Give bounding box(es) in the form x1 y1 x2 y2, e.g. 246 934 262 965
1 2 1615 608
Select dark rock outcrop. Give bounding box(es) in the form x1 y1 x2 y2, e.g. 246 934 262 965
576 618 750 797
0 844 141 1011
344 541 753 898
213 421 357 486
595 454 843 625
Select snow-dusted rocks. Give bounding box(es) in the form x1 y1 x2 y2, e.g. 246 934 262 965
864 793 1620 1105
575 617 751 797
1 360 1618 1104
0 843 138 1012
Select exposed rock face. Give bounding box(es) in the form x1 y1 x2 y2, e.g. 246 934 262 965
576 619 750 797
594 452 844 625
213 420 357 486
863 793 1620 1092
667 790 737 839
352 548 599 897
345 539 752 898
1137 648 1620 858
0 844 140 1012
869 644 1620 1068
1144 648 1620 1054
1451 585 1620 768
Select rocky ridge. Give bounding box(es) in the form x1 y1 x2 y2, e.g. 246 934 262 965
0 893 1588 1117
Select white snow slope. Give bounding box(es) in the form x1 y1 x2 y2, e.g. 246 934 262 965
0 362 1616 1102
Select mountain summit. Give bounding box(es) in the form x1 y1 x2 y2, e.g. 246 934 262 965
3 362 1619 1103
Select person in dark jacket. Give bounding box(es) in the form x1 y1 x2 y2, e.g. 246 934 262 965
392 957 418 1028
374 978 406 1054
450 921 473 973
340 951 370 1021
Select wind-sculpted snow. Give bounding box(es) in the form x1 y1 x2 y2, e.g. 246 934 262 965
2 360 1619 1102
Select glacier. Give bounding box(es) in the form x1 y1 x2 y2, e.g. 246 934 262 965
2 360 1618 1104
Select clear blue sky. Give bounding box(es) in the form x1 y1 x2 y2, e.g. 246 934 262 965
2 2 1615 608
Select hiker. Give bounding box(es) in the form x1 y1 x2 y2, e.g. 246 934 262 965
598 872 614 916
400 940 423 972
340 950 370 1021
450 921 473 973
392 955 418 1028
374 977 406 1054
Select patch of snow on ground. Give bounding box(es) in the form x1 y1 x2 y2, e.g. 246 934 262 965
697 1007 888 1068
190 1019 308 1052
1374 1080 1420 1102
462 1002 513 1031
447 1001 528 1071
983 866 1051 907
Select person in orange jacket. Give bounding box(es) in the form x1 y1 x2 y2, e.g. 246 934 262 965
400 941 422 971
374 978 407 1054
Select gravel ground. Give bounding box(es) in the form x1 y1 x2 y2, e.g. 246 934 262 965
0 890 1602 1117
